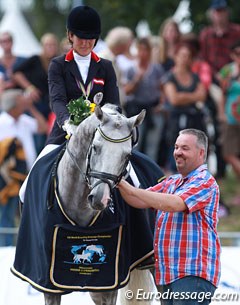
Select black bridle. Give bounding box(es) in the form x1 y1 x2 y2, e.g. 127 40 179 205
66 126 132 193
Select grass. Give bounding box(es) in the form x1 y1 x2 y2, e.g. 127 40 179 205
216 167 240 246
217 167 240 232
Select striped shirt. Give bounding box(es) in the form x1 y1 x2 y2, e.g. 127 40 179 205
149 164 221 287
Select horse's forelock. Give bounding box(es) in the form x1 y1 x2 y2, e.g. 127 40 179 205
101 103 120 115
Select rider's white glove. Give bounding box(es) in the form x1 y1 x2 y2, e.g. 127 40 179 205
62 119 77 136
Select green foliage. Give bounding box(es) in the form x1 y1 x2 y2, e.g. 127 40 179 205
25 0 70 40
67 97 92 126
84 0 181 36
25 0 240 40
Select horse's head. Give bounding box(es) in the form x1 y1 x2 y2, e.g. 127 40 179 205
86 104 145 211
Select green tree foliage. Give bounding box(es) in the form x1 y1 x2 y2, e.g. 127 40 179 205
26 0 240 40
84 0 181 37
25 0 71 40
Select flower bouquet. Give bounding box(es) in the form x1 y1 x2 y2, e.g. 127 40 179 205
67 96 96 126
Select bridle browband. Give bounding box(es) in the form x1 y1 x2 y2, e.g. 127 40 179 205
66 125 132 193
96 126 133 143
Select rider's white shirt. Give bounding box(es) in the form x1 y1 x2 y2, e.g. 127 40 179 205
73 51 91 84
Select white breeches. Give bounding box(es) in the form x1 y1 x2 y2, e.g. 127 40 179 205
19 144 60 203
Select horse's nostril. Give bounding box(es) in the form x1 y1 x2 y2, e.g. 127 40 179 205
88 194 94 204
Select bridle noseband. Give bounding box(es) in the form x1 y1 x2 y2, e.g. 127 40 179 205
66 126 132 193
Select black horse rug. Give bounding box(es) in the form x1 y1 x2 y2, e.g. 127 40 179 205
11 144 164 294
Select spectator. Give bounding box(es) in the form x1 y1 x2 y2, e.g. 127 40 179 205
218 41 240 180
162 42 207 173
12 32 59 154
183 33 228 215
182 32 213 91
123 37 165 161
0 137 27 246
182 32 226 179
118 128 221 305
155 18 181 171
0 31 26 92
0 89 47 245
0 89 48 170
156 18 181 71
59 37 71 54
199 0 240 78
100 26 136 108
199 0 240 179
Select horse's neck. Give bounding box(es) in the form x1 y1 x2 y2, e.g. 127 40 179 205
57 127 97 227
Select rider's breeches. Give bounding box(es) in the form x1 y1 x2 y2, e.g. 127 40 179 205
19 144 59 203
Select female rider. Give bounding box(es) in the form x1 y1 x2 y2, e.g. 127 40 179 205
19 5 120 202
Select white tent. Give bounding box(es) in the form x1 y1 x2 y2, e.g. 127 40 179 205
0 5 41 57
173 0 193 33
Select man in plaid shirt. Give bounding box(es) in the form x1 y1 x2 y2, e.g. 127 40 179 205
118 129 221 304
199 0 240 77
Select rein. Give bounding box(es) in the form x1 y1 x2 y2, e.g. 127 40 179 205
66 143 87 182
66 125 132 192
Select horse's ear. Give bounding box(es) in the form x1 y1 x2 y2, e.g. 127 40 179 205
94 105 109 123
135 109 146 126
129 109 146 128
94 105 103 121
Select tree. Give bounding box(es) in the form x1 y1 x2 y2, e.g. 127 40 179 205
25 0 240 40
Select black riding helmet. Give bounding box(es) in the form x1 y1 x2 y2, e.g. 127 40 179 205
67 5 101 40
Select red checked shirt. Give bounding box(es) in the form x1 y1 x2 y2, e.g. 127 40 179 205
199 23 240 75
149 164 221 287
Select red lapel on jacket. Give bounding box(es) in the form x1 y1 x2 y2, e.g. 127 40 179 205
65 49 101 63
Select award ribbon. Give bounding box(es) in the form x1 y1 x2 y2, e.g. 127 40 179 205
76 78 93 104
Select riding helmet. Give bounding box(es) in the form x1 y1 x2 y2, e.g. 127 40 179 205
67 5 101 39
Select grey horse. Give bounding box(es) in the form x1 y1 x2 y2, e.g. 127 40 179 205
11 104 159 305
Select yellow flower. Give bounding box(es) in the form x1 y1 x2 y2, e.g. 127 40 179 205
90 103 96 112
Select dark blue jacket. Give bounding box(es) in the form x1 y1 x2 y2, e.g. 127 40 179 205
47 49 120 144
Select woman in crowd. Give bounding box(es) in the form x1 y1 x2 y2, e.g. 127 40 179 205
157 18 181 70
162 42 207 172
13 32 59 154
123 37 165 161
155 18 181 169
0 31 26 92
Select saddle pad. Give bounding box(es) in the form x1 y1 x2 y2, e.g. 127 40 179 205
50 224 123 291
11 146 164 293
